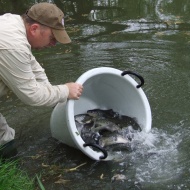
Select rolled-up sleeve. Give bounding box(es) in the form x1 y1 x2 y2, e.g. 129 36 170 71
0 49 69 107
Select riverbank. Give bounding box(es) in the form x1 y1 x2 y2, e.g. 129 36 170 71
0 159 34 190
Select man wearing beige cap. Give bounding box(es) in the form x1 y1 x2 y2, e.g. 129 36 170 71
0 2 83 158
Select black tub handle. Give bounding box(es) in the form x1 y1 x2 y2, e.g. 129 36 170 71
121 70 144 88
83 143 108 160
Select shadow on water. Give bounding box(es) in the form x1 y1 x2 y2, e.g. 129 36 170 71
1 0 190 189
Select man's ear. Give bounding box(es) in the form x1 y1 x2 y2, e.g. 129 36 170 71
29 23 40 36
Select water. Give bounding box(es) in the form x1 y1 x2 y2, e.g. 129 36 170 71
1 0 190 189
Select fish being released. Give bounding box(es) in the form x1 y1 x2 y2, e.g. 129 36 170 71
74 114 94 135
92 119 120 133
87 109 117 119
74 109 141 151
74 113 94 125
99 134 129 147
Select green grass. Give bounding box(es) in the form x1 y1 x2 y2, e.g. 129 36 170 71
0 159 34 190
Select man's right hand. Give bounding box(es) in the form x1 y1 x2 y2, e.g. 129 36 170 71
65 82 83 100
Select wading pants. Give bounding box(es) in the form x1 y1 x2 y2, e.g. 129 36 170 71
0 113 15 146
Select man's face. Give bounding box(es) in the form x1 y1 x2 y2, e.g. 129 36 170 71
27 24 57 49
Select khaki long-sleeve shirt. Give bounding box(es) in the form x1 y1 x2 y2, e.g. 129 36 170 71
0 13 69 107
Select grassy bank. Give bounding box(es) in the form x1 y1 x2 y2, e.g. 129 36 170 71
0 159 34 190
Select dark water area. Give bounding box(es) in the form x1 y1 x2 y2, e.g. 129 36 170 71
1 0 190 189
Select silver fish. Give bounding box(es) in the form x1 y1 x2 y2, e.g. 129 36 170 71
87 109 117 119
74 114 94 135
117 115 141 131
74 113 94 124
87 109 141 131
91 118 120 134
99 134 129 147
74 109 141 150
81 131 100 144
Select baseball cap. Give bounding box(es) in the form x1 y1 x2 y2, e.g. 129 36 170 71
26 2 71 44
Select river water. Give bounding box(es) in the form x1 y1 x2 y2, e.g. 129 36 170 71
1 0 190 189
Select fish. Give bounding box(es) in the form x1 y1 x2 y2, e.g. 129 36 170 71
117 115 141 131
99 134 130 147
91 119 120 134
87 109 141 131
74 115 99 144
74 113 94 135
74 109 141 150
87 109 117 119
81 131 100 144
74 113 94 125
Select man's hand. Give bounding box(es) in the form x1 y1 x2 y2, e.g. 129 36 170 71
65 82 83 100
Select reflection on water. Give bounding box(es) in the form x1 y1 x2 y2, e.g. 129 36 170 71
1 0 190 189
156 0 190 22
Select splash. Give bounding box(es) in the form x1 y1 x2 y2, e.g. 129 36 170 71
129 127 182 184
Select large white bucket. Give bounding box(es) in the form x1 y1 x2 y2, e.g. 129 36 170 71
50 67 152 160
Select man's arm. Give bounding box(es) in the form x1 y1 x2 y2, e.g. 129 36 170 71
0 49 69 107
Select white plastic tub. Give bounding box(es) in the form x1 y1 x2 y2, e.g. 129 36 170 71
50 67 152 160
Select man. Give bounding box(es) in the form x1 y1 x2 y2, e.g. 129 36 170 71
0 2 83 158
